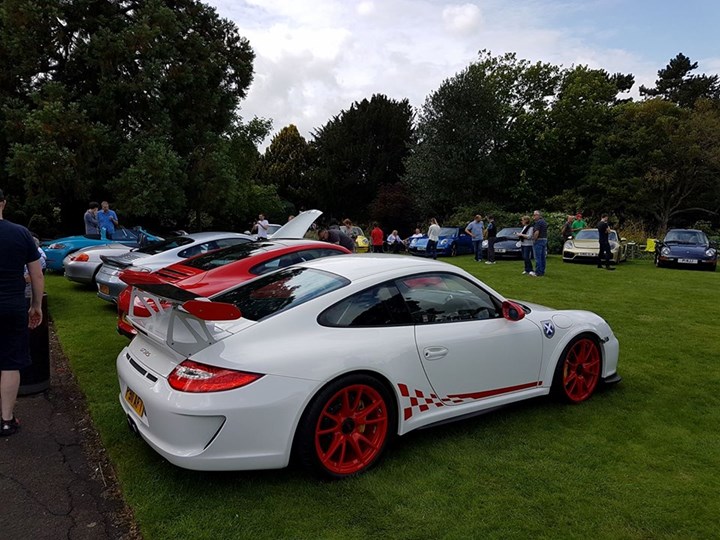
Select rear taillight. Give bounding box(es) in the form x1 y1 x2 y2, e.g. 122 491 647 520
71 253 90 262
168 360 263 393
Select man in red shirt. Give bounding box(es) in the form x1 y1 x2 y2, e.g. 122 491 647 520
370 223 384 253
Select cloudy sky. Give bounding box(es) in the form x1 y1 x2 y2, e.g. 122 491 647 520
205 0 720 147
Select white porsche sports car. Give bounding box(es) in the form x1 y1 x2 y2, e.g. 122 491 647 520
117 255 621 478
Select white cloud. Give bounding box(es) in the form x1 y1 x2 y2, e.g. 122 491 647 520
207 0 708 148
442 4 483 34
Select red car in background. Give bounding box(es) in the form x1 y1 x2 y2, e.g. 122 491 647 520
116 210 351 337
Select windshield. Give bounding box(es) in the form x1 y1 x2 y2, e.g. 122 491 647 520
576 230 618 241
439 227 458 237
497 228 521 237
136 236 194 254
213 267 349 321
182 242 272 271
267 224 282 235
664 230 707 244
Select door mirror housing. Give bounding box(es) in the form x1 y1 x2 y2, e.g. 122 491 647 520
502 300 526 322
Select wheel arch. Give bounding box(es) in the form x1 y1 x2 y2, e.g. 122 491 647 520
544 330 605 389
289 369 401 458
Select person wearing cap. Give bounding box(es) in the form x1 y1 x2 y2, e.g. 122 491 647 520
0 188 45 436
571 213 586 238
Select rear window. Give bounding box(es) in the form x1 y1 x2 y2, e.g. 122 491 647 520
213 267 349 321
137 236 194 254
182 242 271 271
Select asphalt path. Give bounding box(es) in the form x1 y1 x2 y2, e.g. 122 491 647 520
0 325 138 540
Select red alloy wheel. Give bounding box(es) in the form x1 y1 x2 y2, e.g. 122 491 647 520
313 383 389 476
561 338 601 402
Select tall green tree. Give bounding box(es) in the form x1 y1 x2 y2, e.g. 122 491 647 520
404 51 560 218
309 94 415 220
2 0 265 232
640 53 720 108
255 124 315 213
586 98 720 231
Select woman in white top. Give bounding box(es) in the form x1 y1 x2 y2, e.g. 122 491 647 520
427 218 441 259
517 215 534 275
387 230 403 253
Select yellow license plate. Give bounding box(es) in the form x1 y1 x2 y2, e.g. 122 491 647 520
99 284 110 295
125 387 145 417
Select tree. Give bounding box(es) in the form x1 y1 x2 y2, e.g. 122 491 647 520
640 53 720 108
2 0 264 231
255 125 315 212
309 94 415 220
404 51 561 218
586 98 720 231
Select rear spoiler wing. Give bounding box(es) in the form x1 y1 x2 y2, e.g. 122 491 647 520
122 270 242 356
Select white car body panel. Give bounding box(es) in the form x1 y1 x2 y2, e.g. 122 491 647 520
117 254 620 472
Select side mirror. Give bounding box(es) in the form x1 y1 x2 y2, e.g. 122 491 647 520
502 300 526 322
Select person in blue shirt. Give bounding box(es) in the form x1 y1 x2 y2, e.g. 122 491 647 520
97 201 119 239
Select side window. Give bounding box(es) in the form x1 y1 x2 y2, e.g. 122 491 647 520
319 283 412 327
299 248 344 261
396 272 500 324
216 237 251 249
250 253 303 275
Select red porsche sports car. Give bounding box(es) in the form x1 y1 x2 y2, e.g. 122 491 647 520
116 211 351 337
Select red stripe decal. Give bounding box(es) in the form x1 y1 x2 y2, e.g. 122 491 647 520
398 383 409 397
404 407 412 420
447 381 541 400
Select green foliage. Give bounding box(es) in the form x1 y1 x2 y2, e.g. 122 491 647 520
405 50 561 218
1 0 265 231
46 257 720 539
640 53 720 107
309 94 415 220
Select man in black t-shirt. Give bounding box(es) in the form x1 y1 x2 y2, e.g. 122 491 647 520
596 214 615 271
0 189 45 436
485 216 497 264
319 227 355 252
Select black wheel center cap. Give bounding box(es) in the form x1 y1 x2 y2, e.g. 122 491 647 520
341 418 355 434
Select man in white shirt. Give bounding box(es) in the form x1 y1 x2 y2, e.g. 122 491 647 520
427 218 441 259
253 213 270 240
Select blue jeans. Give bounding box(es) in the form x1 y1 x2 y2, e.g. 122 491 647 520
522 245 533 273
533 239 547 276
472 239 483 261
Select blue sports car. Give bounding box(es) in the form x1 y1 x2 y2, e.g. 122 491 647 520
655 229 717 271
41 227 162 271
407 227 474 257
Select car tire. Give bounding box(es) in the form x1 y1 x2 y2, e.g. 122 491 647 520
551 335 601 404
450 243 457 257
295 374 396 479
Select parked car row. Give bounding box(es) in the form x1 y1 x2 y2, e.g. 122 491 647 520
43 217 714 479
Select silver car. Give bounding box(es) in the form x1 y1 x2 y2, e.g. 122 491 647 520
64 243 141 285
96 232 253 303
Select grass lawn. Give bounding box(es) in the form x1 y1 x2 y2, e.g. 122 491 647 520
46 255 720 539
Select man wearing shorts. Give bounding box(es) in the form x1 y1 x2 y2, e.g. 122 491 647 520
0 188 44 436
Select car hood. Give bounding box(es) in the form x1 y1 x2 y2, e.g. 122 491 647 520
271 209 322 239
664 244 710 256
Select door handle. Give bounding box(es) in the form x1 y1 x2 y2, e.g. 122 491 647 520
423 346 448 361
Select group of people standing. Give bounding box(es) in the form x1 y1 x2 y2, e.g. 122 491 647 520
518 211 548 277
84 201 119 239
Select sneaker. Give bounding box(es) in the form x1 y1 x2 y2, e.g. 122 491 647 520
1 417 20 437
485 261 493 264
528 271 537 277
521 271 528 275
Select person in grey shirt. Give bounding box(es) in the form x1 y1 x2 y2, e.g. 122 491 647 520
465 214 485 262
84 202 99 235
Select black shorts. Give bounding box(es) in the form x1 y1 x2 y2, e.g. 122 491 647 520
0 310 31 370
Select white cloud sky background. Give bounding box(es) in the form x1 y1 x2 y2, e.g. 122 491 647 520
205 0 720 148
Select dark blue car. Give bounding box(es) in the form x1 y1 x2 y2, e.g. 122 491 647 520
655 229 717 271
407 227 474 257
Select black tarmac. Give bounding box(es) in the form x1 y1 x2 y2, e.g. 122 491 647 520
0 328 137 540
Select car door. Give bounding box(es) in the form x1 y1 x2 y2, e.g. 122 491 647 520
398 272 544 403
